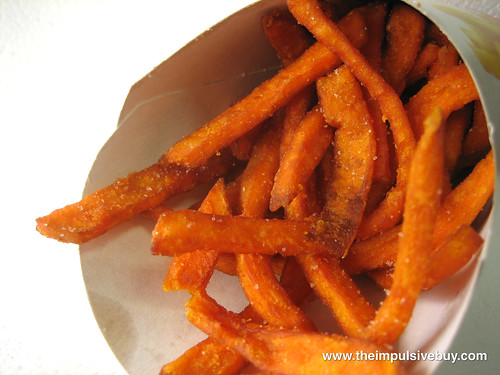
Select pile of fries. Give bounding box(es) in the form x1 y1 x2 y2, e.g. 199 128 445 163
36 0 494 374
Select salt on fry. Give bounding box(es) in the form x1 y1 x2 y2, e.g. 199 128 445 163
270 105 333 211
308 66 375 255
164 11 368 168
36 150 237 244
405 63 479 139
365 107 445 346
152 209 329 257
163 178 231 293
381 4 426 95
186 292 402 375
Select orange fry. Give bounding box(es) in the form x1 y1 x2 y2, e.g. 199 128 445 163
262 8 313 68
427 44 460 80
359 2 387 72
308 66 375 254
161 241 313 375
270 105 333 211
462 100 491 166
445 105 472 174
163 178 231 293
186 292 402 375
405 63 479 139
406 42 440 87
434 150 494 245
343 149 494 275
236 119 315 331
370 225 484 291
381 4 426 95
152 209 329 257
164 10 368 168
287 0 417 239
365 107 445 346
286 191 375 337
36 150 236 244
229 122 264 161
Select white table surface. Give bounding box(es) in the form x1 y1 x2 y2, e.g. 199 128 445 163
1 1 498 374
0 1 252 374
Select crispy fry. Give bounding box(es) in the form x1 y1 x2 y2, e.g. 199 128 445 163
343 149 494 275
237 119 315 331
36 150 237 244
270 105 333 211
287 0 417 239
445 105 472 175
239 121 282 218
462 100 491 167
229 122 264 161
287 191 375 338
359 2 387 72
186 292 402 375
262 9 313 68
152 209 329 257
163 178 231 293
381 4 426 95
434 150 494 245
164 10 368 168
405 63 479 139
370 225 484 291
406 42 440 87
308 66 375 254
162 238 313 375
428 44 460 80
237 253 315 330
365 107 445 345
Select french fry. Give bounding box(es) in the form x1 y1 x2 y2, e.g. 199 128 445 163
287 0 418 239
370 225 484 291
164 11 368 168
152 209 329 257
461 100 491 167
162 234 314 375
270 105 333 211
405 63 479 139
186 292 402 375
406 42 440 87
36 149 237 244
359 2 387 72
428 44 460 80
444 105 472 175
163 178 231 293
285 190 376 337
308 66 375 255
229 122 264 161
381 4 426 95
434 150 494 245
261 9 313 68
237 119 315 331
343 149 494 275
365 107 445 346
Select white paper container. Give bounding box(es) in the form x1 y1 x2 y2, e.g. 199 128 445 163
79 0 500 374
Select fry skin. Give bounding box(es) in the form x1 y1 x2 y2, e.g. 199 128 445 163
365 107 445 346
308 65 376 254
287 0 417 239
162 178 231 293
36 150 237 244
152 209 329 257
186 292 402 375
381 4 426 95
164 10 368 167
406 63 479 139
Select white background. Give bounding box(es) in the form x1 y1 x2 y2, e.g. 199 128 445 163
0 1 252 374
